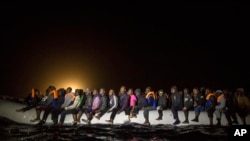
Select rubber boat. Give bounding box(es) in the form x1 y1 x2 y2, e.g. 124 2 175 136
0 97 249 126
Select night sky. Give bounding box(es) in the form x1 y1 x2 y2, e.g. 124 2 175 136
1 1 249 97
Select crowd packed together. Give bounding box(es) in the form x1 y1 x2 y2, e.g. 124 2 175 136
16 85 250 126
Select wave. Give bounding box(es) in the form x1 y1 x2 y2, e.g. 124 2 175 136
0 116 229 141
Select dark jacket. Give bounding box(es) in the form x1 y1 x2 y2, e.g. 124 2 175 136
137 95 147 108
118 92 129 112
82 94 92 108
171 92 183 108
158 95 167 108
183 93 193 109
24 93 41 106
54 94 65 109
193 93 205 106
99 95 108 110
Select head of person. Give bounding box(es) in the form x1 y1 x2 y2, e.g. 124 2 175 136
57 88 66 96
85 88 92 95
127 88 134 95
145 86 151 94
170 86 178 94
78 89 84 96
34 89 40 95
158 89 164 96
47 85 56 93
66 87 72 93
235 88 244 96
135 88 141 96
75 89 80 96
108 89 115 96
99 88 105 96
119 86 126 94
205 88 213 95
92 89 98 96
192 87 199 95
215 90 223 97
183 88 189 95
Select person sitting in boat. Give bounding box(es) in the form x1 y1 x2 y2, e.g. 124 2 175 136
105 89 118 118
95 88 108 120
51 87 75 125
223 89 238 125
30 85 57 122
105 86 129 124
191 87 205 122
126 88 137 121
234 88 250 125
38 88 66 125
82 89 101 124
182 88 193 124
74 88 92 124
133 88 147 117
16 88 41 112
59 89 85 125
143 86 157 125
214 90 226 126
171 86 183 125
155 89 167 120
204 88 217 126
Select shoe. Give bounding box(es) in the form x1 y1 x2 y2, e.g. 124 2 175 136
173 120 180 125
72 121 79 126
37 120 45 125
82 119 88 123
191 118 198 122
82 119 91 125
143 121 150 126
16 109 24 112
124 119 130 124
232 120 238 124
95 116 100 120
216 122 221 126
30 118 40 122
182 120 189 124
105 120 113 124
156 117 162 120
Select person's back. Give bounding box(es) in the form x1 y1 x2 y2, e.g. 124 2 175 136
55 88 66 108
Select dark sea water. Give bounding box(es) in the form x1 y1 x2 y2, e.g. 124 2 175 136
0 116 231 141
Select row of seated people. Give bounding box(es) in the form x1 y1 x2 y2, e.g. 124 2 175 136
16 85 250 126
